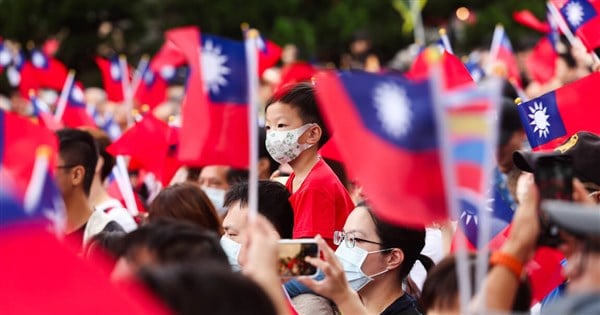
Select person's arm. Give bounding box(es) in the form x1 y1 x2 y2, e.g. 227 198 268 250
240 215 291 315
298 235 368 315
474 173 540 312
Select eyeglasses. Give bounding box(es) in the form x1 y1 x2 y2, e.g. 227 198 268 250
333 230 384 248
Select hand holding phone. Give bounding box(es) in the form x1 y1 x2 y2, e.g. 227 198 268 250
277 239 319 278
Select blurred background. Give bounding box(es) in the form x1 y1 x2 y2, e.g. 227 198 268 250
0 0 546 89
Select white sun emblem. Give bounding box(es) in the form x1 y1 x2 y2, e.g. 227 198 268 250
110 63 121 80
72 86 84 103
528 102 551 138
0 49 11 66
566 1 585 27
32 51 46 68
201 39 231 94
372 82 412 139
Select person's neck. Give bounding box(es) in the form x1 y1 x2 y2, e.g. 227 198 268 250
65 191 94 234
359 275 405 314
88 176 113 207
289 148 319 179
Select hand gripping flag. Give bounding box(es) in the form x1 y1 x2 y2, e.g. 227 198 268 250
315 71 447 227
553 0 600 51
490 25 522 87
167 27 249 168
517 72 600 150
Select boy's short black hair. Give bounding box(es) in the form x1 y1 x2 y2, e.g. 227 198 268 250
265 82 330 148
56 128 99 196
223 180 294 238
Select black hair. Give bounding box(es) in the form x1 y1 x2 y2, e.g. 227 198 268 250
80 127 115 182
56 128 99 196
138 263 277 315
259 128 279 175
559 52 577 69
223 180 294 238
226 168 249 186
419 254 531 313
265 82 330 148
122 218 228 266
364 207 427 280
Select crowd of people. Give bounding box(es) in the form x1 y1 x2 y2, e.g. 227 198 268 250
1 20 600 315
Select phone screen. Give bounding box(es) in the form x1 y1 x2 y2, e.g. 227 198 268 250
534 156 573 201
277 240 319 277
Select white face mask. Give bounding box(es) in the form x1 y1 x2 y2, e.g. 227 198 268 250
335 243 389 291
220 235 241 272
202 187 227 216
265 123 315 165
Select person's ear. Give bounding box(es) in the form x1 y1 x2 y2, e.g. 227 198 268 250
305 124 322 145
71 165 86 187
386 248 404 271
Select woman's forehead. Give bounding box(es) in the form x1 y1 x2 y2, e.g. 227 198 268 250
344 207 376 236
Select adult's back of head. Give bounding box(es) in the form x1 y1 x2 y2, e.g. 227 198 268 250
56 128 99 196
148 183 222 235
139 263 277 315
224 180 294 238
79 127 115 182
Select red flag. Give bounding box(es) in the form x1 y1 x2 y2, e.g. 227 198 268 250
552 0 600 51
107 114 180 186
0 110 58 198
18 50 68 97
315 71 447 227
149 39 187 74
277 62 317 91
406 50 474 89
490 26 522 87
61 81 96 128
513 10 552 33
134 63 168 110
526 37 558 85
517 72 600 150
95 56 127 103
257 36 282 75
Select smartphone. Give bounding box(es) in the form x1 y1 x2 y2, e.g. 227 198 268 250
277 239 319 278
533 156 573 247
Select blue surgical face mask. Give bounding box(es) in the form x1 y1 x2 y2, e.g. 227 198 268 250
335 243 389 291
220 235 241 272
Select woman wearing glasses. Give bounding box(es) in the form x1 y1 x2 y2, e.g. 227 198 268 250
298 205 431 315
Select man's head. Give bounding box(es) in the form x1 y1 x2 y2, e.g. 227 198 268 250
198 165 248 191
79 127 115 182
222 180 294 242
55 129 98 197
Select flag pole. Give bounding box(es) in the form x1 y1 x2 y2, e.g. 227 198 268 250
244 24 260 221
430 61 472 314
119 54 134 127
130 54 150 100
439 28 454 54
54 70 75 122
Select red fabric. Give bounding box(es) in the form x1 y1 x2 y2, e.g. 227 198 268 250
536 72 600 150
315 71 448 228
526 247 566 303
277 62 317 91
513 10 551 33
18 58 68 98
61 107 96 128
0 227 168 315
497 45 522 88
164 27 212 167
527 37 558 84
553 0 600 51
106 114 180 186
406 50 474 89
1 110 58 198
95 56 125 103
149 39 187 73
318 136 343 162
134 70 168 110
258 38 282 76
285 159 354 244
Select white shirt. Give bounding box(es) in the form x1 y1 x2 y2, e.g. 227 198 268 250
94 198 138 233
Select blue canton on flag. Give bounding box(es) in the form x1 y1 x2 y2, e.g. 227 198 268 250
200 34 248 105
517 92 567 147
338 72 437 151
561 0 598 31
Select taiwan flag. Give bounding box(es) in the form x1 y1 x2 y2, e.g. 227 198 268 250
526 36 558 85
256 35 282 76
61 81 96 128
95 56 127 103
406 48 474 89
18 49 68 98
490 25 522 87
517 72 600 150
314 71 447 227
513 10 551 33
553 0 600 51
134 61 167 110
167 26 249 168
30 91 63 131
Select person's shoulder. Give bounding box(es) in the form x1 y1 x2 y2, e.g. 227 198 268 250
306 159 343 187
